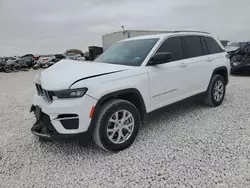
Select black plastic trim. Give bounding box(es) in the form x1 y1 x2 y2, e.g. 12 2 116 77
60 118 79 130
86 88 147 138
69 70 127 88
208 66 229 90
57 114 78 119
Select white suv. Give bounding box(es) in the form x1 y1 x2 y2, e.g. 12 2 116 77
30 31 230 152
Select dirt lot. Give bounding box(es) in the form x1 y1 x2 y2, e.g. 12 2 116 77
0 70 250 188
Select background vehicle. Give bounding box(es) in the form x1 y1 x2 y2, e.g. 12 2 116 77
37 55 56 68
84 52 90 60
230 43 250 73
54 54 66 62
31 31 230 152
65 53 78 60
21 54 35 68
76 54 85 61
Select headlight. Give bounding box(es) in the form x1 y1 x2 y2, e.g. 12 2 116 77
53 88 88 98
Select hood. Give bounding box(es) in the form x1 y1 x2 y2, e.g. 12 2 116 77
225 46 239 52
39 59 131 90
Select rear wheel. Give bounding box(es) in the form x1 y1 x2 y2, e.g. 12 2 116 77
93 99 140 152
204 74 226 107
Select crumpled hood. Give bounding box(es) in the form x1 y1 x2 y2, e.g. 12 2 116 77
39 59 130 90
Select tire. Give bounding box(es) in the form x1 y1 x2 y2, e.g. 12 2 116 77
93 99 140 152
204 74 226 107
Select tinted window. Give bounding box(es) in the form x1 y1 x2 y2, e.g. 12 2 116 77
156 37 183 61
183 36 203 58
204 37 223 54
95 38 159 66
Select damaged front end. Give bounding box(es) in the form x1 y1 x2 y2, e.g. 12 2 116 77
30 105 58 140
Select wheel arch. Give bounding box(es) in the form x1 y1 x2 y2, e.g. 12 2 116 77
208 66 229 91
97 88 146 120
87 88 147 138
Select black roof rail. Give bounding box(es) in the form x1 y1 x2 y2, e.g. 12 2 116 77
173 30 210 34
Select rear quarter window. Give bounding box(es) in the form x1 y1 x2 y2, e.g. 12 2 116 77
204 37 224 54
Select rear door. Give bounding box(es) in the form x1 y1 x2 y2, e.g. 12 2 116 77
204 36 229 85
181 35 209 95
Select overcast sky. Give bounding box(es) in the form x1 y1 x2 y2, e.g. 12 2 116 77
0 0 250 56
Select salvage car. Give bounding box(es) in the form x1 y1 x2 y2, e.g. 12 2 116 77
37 55 56 68
30 31 230 152
54 54 66 62
230 43 250 73
21 54 35 67
65 53 78 60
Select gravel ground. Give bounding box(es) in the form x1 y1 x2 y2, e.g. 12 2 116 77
0 70 250 188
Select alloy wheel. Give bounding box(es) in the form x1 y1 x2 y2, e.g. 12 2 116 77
107 110 135 144
213 80 224 102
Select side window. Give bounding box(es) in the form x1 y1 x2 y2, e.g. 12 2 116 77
156 37 183 61
182 36 203 58
204 37 224 54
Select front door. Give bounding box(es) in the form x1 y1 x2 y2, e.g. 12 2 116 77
146 36 187 110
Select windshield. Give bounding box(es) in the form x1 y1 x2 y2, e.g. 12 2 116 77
95 38 159 66
21 56 33 61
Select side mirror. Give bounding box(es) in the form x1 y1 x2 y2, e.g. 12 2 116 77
149 52 172 65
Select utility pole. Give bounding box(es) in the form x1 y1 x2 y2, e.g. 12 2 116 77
121 25 130 38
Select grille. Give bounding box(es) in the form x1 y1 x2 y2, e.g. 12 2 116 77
36 84 53 103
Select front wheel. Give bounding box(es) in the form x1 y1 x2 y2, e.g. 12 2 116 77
93 99 140 152
204 75 226 107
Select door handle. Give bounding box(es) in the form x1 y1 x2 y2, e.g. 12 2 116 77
207 58 213 62
179 62 188 67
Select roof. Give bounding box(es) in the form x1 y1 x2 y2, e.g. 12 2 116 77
121 31 212 42
103 30 210 36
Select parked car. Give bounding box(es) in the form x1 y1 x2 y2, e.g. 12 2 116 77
37 55 56 68
230 44 250 73
54 54 66 62
21 54 35 68
65 53 78 60
84 52 90 61
30 31 230 152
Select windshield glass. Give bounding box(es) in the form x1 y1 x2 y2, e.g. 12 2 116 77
95 38 159 66
21 56 33 61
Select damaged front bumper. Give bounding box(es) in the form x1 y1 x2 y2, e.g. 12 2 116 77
30 105 90 142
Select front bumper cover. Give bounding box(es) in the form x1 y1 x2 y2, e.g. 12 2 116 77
231 61 250 72
30 105 91 142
